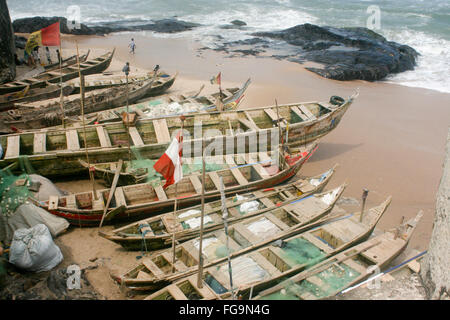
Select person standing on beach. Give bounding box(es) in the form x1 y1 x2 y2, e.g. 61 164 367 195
32 47 41 66
56 49 61 64
45 47 52 65
129 38 136 54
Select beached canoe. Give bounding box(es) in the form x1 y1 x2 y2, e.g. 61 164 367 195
0 93 356 178
0 84 74 112
43 50 90 71
69 70 177 97
36 145 317 227
68 78 251 127
115 183 346 291
254 211 422 300
99 165 337 250
1 75 159 130
0 50 115 95
144 196 391 300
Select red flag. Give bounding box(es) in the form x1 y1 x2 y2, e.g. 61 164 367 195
41 22 61 46
153 133 183 189
210 72 221 85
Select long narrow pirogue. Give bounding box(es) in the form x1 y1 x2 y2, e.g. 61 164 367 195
0 73 165 130
115 183 348 291
70 78 251 127
254 211 422 300
69 70 178 96
0 84 74 112
35 145 317 226
144 196 391 300
43 50 90 71
0 92 357 178
0 50 115 95
99 165 337 250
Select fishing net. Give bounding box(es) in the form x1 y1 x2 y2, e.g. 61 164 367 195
277 238 326 268
261 263 361 300
0 169 32 217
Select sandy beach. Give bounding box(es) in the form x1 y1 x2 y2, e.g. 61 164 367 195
36 31 449 299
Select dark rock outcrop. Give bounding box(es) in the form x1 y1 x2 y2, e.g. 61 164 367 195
0 0 16 84
251 24 419 81
12 16 200 36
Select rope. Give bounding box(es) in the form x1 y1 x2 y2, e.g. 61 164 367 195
138 223 149 256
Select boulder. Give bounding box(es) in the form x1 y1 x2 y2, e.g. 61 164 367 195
12 16 201 36
0 0 16 84
251 23 419 81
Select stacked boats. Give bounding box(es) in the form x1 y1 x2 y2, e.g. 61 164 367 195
0 48 421 300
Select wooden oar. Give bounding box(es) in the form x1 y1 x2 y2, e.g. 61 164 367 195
99 159 123 228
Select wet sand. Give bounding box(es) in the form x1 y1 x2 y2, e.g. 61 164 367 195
50 32 449 299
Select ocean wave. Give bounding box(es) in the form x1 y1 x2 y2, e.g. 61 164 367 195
383 29 450 93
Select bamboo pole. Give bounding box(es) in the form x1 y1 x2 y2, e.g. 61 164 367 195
275 99 284 169
197 138 207 288
172 116 185 273
219 176 235 300
76 42 97 200
58 20 65 128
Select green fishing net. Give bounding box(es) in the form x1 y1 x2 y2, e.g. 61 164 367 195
278 238 326 268
262 263 360 300
0 171 31 217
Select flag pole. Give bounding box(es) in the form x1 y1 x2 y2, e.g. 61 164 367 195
275 99 284 170
58 20 65 128
219 176 235 300
76 42 98 200
172 116 185 273
197 137 206 288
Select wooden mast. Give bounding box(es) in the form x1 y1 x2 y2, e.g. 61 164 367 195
172 116 185 273
76 42 97 200
197 138 207 288
58 19 65 127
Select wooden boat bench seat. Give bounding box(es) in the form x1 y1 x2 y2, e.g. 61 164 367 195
181 242 200 264
66 194 77 209
96 125 112 148
114 187 127 207
4 135 20 159
154 185 168 201
233 223 261 245
33 132 47 153
249 251 282 277
299 105 317 121
161 214 183 233
128 126 144 146
189 175 203 194
186 275 218 300
225 155 249 185
142 258 165 279
66 129 80 150
264 212 290 230
301 233 335 254
153 119 171 144
290 106 310 122
208 172 222 190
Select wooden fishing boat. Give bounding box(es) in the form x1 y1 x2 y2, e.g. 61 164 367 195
114 183 346 291
0 93 356 178
1 75 159 130
35 145 317 227
43 50 90 71
69 78 251 127
69 70 176 97
144 196 391 300
0 84 74 112
254 211 422 300
0 50 115 95
99 165 337 250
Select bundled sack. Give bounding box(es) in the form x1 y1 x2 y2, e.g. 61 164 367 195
0 203 69 246
9 224 63 272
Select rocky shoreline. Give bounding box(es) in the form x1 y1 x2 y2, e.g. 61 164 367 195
10 16 419 82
